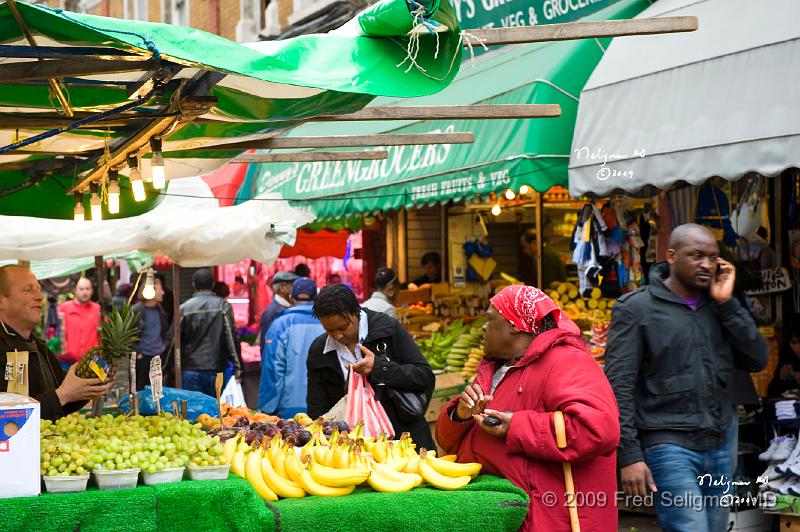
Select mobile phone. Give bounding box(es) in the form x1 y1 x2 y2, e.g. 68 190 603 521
716 264 722 275
483 416 502 427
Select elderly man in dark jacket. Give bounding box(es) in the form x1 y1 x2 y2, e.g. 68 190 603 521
179 269 242 397
306 284 436 451
605 224 768 532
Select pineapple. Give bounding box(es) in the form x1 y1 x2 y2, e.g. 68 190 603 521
75 305 139 381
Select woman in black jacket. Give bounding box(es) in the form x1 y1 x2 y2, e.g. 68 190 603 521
307 284 436 451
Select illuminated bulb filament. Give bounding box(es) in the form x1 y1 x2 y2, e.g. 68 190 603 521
519 185 530 195
504 189 516 200
142 271 156 300
151 153 166 190
491 203 502 216
108 182 120 215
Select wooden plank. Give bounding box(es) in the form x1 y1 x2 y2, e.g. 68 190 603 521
464 16 698 46
308 104 560 121
180 132 475 151
67 96 217 193
231 150 388 163
0 44 144 60
0 57 157 83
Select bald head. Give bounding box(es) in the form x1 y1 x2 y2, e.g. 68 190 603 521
0 264 25 297
75 277 94 304
668 223 717 252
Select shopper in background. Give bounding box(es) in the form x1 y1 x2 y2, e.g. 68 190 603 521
605 223 769 532
294 263 311 278
111 280 131 312
411 251 442 286
257 271 297 346
0 265 110 420
436 285 620 531
519 227 566 289
58 277 101 371
179 268 243 397
212 281 230 299
259 277 324 417
307 284 436 450
131 275 171 391
362 267 399 319
768 317 800 397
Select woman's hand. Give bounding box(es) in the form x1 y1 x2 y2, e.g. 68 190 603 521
474 409 513 438
351 344 375 376
455 382 492 421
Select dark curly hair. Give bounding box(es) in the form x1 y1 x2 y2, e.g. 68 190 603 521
313 284 360 320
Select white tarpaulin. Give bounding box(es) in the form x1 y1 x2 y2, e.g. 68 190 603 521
0 177 315 266
568 0 800 197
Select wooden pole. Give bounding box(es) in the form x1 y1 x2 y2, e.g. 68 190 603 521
440 204 448 284
464 16 698 46
536 191 543 289
0 57 157 83
307 104 560 122
179 132 475 151
554 411 580 532
92 256 106 417
172 264 182 389
230 150 388 163
398 208 408 284
5 0 73 117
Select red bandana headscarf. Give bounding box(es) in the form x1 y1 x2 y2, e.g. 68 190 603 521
489 285 579 335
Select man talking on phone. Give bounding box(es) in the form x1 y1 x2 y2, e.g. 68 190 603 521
605 223 768 532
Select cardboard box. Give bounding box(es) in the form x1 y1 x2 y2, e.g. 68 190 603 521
728 509 772 531
0 393 40 499
782 515 800 529
425 372 465 423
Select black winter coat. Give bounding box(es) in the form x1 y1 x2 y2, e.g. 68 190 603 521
604 262 769 468
179 292 242 374
306 309 436 451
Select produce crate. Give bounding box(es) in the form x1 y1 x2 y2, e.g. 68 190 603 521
425 372 465 423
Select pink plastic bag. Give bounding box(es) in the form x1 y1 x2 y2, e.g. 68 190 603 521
344 366 394 438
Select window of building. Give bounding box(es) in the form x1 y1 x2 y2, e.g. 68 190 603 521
162 0 190 26
124 0 148 20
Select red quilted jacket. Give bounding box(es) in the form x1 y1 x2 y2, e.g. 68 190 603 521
436 327 620 531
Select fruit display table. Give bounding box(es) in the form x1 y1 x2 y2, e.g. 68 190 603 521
0 475 528 532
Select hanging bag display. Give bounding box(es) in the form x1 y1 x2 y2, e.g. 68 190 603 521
733 175 770 245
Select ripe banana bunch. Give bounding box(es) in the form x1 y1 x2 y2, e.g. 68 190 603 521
418 449 479 490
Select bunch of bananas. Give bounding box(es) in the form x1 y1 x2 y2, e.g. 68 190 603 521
419 319 486 372
444 328 484 373
460 346 485 381
225 421 482 500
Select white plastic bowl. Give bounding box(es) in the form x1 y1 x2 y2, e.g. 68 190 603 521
186 464 230 481
43 474 90 494
141 467 185 485
93 468 140 490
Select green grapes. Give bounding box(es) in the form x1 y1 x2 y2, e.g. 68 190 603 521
40 413 222 478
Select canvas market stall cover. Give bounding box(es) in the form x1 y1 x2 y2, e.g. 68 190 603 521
0 0 462 219
568 0 800 196
237 0 650 220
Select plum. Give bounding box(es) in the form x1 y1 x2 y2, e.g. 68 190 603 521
234 416 250 428
296 430 312 446
335 421 350 433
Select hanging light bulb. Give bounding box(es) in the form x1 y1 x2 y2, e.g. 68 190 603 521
128 155 146 202
73 192 85 222
504 188 516 200
142 269 156 300
491 203 502 216
107 169 120 215
150 137 166 190
89 183 102 221
519 184 531 195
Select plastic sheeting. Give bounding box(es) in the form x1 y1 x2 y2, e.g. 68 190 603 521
0 178 315 267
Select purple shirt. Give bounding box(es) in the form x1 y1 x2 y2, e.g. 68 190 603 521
682 294 701 311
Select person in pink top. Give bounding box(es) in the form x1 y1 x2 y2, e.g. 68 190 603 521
58 277 101 368
437 285 620 531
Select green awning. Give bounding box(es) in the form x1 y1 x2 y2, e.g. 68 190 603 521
240 0 648 220
0 251 150 280
0 0 461 219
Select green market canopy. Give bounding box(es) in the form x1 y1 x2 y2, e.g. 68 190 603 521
239 0 648 220
0 0 462 219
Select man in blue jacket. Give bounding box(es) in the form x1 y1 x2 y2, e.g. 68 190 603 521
258 277 324 417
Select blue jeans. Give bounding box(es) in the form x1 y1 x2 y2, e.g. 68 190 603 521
643 419 736 532
181 370 217 398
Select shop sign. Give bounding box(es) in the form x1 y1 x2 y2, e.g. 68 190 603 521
745 267 792 296
454 0 619 32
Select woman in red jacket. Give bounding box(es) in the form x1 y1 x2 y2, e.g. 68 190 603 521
436 285 620 531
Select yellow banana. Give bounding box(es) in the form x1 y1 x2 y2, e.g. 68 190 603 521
301 434 317 460
261 454 305 498
273 446 289 478
372 441 388 463
419 454 471 490
309 460 370 487
427 454 482 478
223 434 240 464
403 454 421 475
440 455 457 462
333 443 351 469
299 467 357 497
285 451 305 485
245 449 278 502
268 438 283 464
231 448 249 478
367 465 416 493
320 445 336 467
236 440 251 453
384 455 409 472
371 460 423 488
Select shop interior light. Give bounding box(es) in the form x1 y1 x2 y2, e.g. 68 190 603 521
150 137 165 190
142 269 156 300
519 184 530 195
73 192 85 222
504 188 516 200
491 203 502 216
107 169 120 215
128 156 146 202
89 183 102 221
